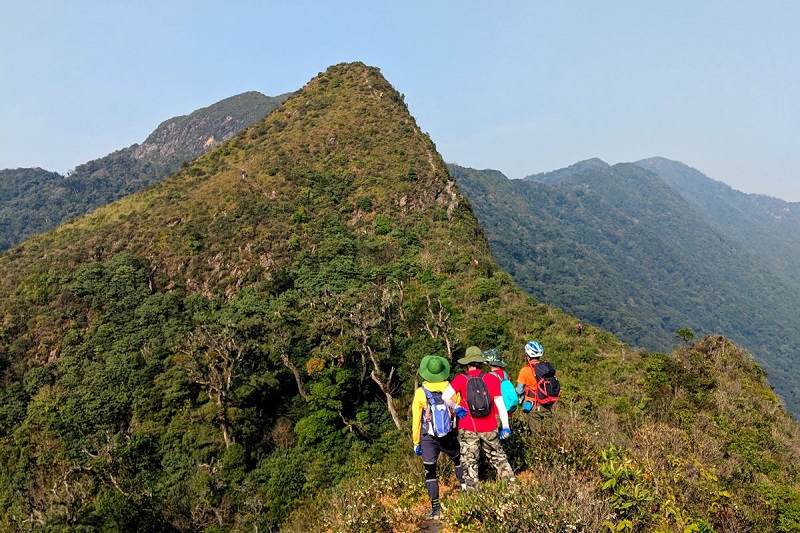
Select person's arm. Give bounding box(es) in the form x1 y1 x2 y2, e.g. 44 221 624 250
516 366 528 399
443 383 468 419
441 384 457 409
494 396 509 429
411 388 424 446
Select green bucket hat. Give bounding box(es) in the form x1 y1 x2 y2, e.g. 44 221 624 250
457 346 487 366
419 355 450 383
482 348 506 368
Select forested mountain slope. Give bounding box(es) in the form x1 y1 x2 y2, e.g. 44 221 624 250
0 64 798 532
451 161 800 415
635 157 800 289
0 91 291 250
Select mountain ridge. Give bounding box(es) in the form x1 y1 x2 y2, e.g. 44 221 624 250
0 63 546 529
0 90 291 251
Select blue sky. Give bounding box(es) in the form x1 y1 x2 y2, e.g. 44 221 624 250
2 1 799 200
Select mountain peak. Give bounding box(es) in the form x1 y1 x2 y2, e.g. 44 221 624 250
524 157 610 184
228 61 460 217
572 157 610 169
133 90 292 164
3 61 480 297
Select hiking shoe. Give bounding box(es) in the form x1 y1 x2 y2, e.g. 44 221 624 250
426 507 441 520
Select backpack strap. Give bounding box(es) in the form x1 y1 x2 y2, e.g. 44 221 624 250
524 360 544 404
490 369 510 381
463 372 486 433
421 386 433 424
462 371 486 384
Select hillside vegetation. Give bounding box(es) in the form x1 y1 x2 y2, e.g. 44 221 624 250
0 91 291 250
0 63 798 532
451 162 800 415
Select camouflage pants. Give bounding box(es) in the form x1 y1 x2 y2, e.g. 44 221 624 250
458 428 515 490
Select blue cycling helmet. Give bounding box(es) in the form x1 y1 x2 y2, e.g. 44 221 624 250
524 341 543 359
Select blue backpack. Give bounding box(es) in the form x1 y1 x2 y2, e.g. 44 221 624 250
422 387 454 437
492 369 519 414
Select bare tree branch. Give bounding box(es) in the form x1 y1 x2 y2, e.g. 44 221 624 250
394 280 413 339
178 325 243 448
281 352 309 400
423 294 455 360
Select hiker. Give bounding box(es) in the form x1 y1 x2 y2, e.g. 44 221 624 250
515 341 560 435
442 346 515 490
412 355 466 520
576 322 583 336
482 348 519 416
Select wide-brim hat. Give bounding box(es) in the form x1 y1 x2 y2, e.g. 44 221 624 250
419 355 450 382
457 346 487 366
482 348 506 367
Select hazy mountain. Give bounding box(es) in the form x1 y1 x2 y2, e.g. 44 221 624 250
0 167 66 249
0 91 292 250
635 157 800 289
451 161 800 415
0 64 798 531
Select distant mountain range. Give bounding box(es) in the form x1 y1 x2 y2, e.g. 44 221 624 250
451 159 800 414
0 91 291 250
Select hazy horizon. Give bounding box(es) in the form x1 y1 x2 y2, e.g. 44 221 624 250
3 1 798 201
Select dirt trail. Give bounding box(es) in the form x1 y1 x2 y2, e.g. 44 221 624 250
417 518 444 532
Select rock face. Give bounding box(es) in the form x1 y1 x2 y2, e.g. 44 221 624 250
132 91 292 167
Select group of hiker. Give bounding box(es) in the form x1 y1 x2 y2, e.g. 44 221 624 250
411 340 560 520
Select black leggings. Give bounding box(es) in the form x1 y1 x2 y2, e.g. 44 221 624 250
420 432 464 500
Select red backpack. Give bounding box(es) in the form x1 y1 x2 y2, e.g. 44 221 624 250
525 360 561 406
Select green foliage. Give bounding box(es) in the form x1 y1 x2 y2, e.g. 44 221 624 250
249 449 307 529
374 214 391 235
598 446 654 523
759 485 800 533
294 409 341 450
676 327 696 343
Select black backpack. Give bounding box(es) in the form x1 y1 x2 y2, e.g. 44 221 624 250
465 372 493 418
531 360 561 406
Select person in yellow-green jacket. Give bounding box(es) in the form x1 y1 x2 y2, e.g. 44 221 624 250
412 355 466 520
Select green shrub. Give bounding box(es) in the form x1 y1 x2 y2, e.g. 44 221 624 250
760 485 800 533
597 446 654 523
374 215 391 235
